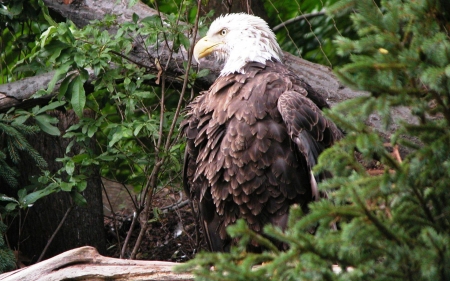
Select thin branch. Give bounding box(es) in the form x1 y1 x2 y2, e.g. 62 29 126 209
109 50 153 70
101 180 122 256
163 0 201 153
272 10 326 32
121 210 140 259
160 199 190 211
351 187 403 245
37 205 73 263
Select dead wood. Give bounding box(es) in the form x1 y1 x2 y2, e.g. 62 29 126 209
0 246 192 281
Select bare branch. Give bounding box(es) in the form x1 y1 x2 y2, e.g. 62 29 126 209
37 206 73 263
272 9 326 32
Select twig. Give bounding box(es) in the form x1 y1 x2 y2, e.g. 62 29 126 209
160 199 190 211
101 179 122 257
37 205 73 263
188 200 202 251
392 144 402 163
272 10 326 32
109 50 152 70
351 187 403 245
121 210 140 259
162 0 200 153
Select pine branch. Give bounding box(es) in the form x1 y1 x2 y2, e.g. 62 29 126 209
350 186 403 245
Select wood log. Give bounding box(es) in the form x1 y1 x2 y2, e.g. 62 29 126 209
0 246 193 281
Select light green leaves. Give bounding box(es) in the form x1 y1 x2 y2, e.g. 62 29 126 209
71 75 86 118
34 114 60 136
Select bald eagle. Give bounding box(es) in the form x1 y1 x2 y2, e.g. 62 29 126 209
182 13 342 252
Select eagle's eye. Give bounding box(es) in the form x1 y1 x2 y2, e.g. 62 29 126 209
220 29 227 36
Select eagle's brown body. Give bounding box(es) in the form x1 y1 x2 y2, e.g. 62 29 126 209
182 60 342 251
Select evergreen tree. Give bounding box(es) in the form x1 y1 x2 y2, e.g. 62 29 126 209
0 112 47 188
178 0 450 280
0 221 15 273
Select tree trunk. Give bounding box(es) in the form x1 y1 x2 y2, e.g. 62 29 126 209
201 0 270 22
5 110 106 263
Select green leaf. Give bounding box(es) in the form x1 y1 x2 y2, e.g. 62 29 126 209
18 189 26 200
58 75 73 98
134 123 145 136
0 195 19 203
96 153 116 161
5 203 17 212
87 124 97 138
179 33 190 50
35 115 61 136
12 114 30 125
39 26 57 48
0 1 22 17
76 181 87 192
74 53 85 68
37 101 66 114
65 160 75 176
141 15 160 25
72 153 88 163
197 69 210 78
132 12 139 23
71 75 86 117
66 139 75 154
60 181 74 192
21 188 56 206
173 35 181 53
108 126 132 147
38 0 57 26
43 41 70 64
71 191 87 206
47 62 72 94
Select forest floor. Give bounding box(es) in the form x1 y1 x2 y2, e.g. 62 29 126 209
102 179 206 262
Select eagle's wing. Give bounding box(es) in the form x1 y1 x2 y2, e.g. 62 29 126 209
277 89 342 200
181 94 232 252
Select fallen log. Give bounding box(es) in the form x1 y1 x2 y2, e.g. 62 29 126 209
0 246 193 281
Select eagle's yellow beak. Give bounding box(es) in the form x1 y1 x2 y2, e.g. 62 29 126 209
193 36 223 63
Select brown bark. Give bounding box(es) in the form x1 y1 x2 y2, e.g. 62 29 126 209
0 246 193 281
201 0 270 22
4 110 106 263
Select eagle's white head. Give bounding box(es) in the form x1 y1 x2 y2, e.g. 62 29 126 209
193 13 283 76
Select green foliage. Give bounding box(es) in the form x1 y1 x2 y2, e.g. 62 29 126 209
179 0 450 280
0 109 48 188
0 0 200 262
0 221 15 273
37 11 192 190
1 0 195 203
0 0 49 83
264 0 356 67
